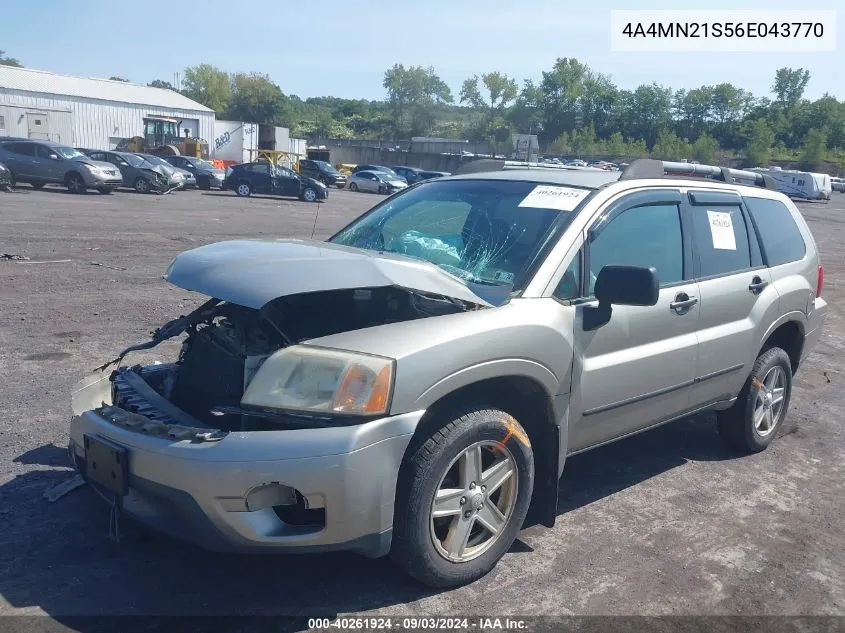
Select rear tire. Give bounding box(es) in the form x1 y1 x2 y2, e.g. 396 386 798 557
65 172 85 194
391 406 534 588
349 182 358 192
717 347 793 454
31 181 45 190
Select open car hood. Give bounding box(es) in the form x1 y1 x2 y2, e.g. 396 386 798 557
164 239 493 309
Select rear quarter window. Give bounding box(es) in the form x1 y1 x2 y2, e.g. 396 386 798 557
744 197 807 266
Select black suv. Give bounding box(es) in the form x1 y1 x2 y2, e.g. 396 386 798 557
222 162 328 202
298 159 347 188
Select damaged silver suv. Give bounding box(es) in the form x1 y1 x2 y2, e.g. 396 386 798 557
70 159 827 588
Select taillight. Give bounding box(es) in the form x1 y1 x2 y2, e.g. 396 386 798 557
817 264 824 297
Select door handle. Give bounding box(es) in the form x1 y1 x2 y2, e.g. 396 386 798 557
749 276 768 294
670 292 699 314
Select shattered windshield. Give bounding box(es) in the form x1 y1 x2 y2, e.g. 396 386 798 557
329 178 588 298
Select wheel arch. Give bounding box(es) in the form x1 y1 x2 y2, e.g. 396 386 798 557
757 313 806 375
400 373 562 530
64 169 83 183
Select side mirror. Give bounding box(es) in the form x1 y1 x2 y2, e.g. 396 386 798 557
49 153 60 161
583 265 659 331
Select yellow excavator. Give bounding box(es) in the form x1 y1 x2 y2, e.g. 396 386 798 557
115 116 209 158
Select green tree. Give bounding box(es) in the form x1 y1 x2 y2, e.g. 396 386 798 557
460 72 518 114
617 83 673 148
227 72 291 126
772 67 811 106
0 50 22 67
604 132 624 155
148 79 175 90
508 79 544 135
744 119 775 166
383 64 453 136
538 57 590 142
692 132 720 164
651 128 692 160
800 128 827 169
109 76 129 82
182 64 231 113
460 72 518 149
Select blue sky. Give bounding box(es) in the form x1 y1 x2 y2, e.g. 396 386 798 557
2 0 842 101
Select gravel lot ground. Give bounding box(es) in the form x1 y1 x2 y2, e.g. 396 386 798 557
1 183 843 625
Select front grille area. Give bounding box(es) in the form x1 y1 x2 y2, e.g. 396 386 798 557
169 327 245 428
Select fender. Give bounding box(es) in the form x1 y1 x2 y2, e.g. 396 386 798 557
415 358 566 529
753 311 807 361
414 357 562 412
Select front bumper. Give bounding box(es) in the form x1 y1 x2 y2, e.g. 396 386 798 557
68 375 422 557
83 170 123 188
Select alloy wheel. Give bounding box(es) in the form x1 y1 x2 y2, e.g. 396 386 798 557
429 441 518 563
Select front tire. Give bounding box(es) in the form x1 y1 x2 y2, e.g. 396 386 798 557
391 407 534 588
197 178 210 190
97 187 112 194
133 177 151 194
301 186 317 202
349 182 358 192
235 181 252 197
717 347 793 453
65 172 86 194
31 181 45 190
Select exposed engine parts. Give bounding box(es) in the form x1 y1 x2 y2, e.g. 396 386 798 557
108 286 473 432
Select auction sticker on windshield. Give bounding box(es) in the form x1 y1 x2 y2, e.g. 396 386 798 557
518 185 590 211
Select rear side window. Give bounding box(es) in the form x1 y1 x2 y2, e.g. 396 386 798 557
690 205 752 278
5 142 35 156
744 197 806 266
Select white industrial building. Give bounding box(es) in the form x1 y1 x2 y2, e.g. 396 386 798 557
0 65 214 150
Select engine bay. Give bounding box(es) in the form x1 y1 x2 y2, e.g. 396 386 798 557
111 286 475 432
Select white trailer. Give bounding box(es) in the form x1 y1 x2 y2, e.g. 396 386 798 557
750 167 832 200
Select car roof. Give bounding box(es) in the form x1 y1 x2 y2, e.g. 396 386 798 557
442 168 621 189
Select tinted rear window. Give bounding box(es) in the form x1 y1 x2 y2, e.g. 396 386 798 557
690 205 752 277
744 197 806 266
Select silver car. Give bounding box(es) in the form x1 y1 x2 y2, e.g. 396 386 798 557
132 153 188 189
69 159 827 588
0 140 123 193
348 170 408 194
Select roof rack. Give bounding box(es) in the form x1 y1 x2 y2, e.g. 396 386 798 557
455 159 606 176
620 159 777 190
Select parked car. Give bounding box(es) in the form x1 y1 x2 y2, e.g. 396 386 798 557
0 140 123 193
222 161 327 201
417 170 451 181
80 149 171 194
390 166 425 184
351 164 407 183
348 170 408 194
68 159 826 590
163 155 226 190
132 153 189 189
831 176 845 193
298 159 347 189
0 161 11 190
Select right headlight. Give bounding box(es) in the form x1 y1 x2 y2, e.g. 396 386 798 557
241 345 394 416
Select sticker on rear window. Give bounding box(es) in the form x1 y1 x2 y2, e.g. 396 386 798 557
518 185 589 211
707 210 737 250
